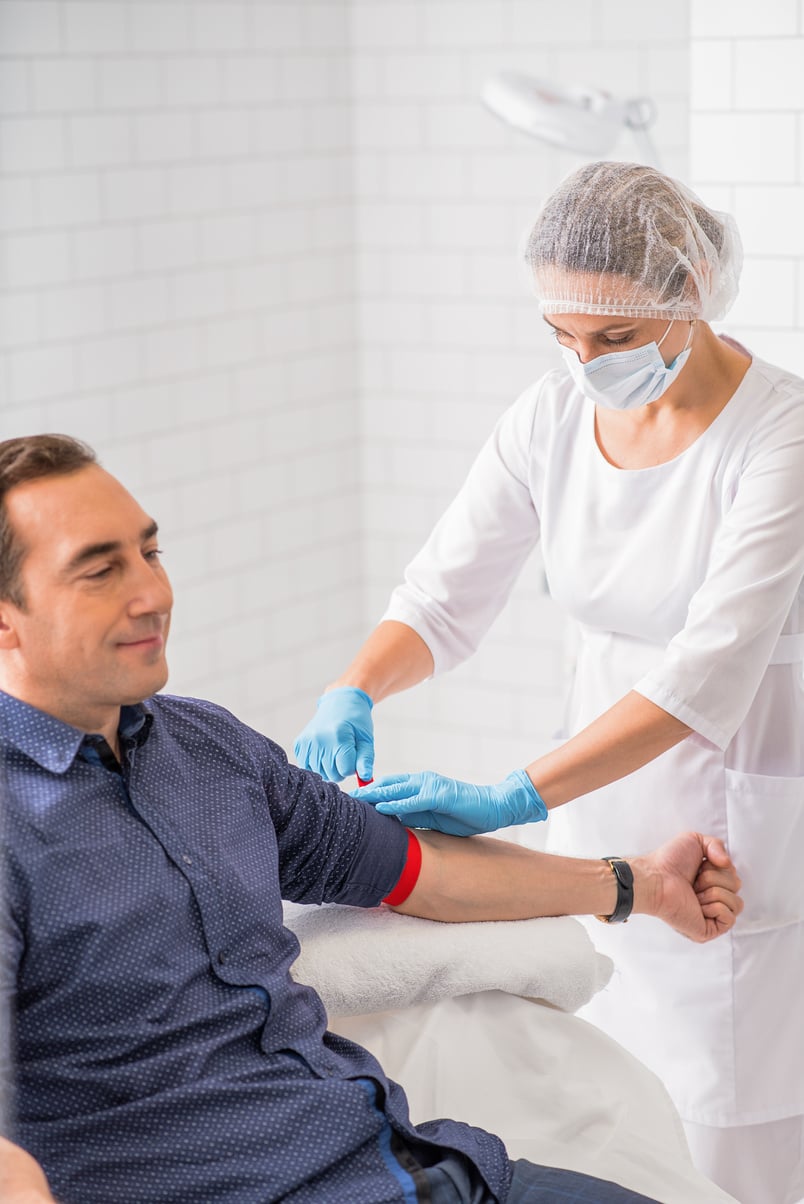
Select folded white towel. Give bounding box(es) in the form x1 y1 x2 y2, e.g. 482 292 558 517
283 902 613 1017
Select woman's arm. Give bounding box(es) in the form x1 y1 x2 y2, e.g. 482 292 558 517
525 690 691 808
354 693 690 834
328 620 434 704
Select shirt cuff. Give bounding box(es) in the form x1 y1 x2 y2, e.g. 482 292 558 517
325 803 410 909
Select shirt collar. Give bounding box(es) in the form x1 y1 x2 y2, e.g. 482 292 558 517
0 690 152 775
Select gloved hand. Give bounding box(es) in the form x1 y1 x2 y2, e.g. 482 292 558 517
351 769 547 836
293 686 375 783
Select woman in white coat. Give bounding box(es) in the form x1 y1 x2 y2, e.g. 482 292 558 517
295 161 804 1204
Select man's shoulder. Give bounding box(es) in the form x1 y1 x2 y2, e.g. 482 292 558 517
147 692 241 726
146 694 283 763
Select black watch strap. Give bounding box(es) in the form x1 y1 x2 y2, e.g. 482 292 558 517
596 857 634 924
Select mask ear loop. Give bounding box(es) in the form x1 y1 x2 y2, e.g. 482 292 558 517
659 318 695 366
656 319 675 349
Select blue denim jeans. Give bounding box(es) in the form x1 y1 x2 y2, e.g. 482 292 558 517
424 1153 659 1203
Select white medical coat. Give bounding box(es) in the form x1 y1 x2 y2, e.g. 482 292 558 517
384 350 804 1126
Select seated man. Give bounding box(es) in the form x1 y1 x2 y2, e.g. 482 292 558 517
0 435 742 1204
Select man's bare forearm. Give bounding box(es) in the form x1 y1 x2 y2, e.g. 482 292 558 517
393 830 636 922
392 828 743 945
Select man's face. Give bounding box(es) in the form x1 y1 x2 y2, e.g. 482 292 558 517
0 465 173 733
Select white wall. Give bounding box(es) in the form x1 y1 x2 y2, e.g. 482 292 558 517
353 0 691 780
0 0 361 752
0 0 691 776
690 0 804 375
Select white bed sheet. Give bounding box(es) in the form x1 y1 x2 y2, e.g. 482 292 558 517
332 992 738 1204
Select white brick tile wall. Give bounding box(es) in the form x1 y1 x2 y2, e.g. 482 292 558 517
0 116 66 172
690 6 804 375
162 57 221 107
41 282 106 340
690 40 732 111
76 332 141 390
733 39 804 110
31 59 96 113
691 113 798 183
129 4 190 54
0 177 37 231
0 3 61 56
0 292 39 348
37 172 101 226
62 3 128 53
4 230 72 286
191 2 249 53
102 166 167 220
71 224 138 279
99 58 163 110
134 113 195 164
8 343 75 404
1 0 692 778
691 0 798 38
69 114 133 167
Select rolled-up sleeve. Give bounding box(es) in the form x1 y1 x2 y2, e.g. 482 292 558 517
261 740 409 907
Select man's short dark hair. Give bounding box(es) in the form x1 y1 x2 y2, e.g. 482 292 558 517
0 434 97 607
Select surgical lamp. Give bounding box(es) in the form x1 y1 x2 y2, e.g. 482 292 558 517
481 72 661 168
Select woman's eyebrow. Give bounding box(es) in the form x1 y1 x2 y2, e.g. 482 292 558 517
542 316 637 334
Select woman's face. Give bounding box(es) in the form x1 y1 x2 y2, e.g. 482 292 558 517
544 312 692 366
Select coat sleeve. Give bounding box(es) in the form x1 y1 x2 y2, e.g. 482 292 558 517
382 381 545 673
635 388 804 749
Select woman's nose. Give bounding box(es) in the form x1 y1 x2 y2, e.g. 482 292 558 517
574 342 599 365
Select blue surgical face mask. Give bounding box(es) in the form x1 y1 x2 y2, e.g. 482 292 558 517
561 320 694 410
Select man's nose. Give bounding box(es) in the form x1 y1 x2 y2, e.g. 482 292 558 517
128 561 173 615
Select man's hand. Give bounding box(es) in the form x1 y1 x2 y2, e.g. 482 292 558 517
0 1137 56 1203
632 831 743 943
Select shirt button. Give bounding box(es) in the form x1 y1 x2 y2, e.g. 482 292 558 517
217 952 226 965
182 854 192 865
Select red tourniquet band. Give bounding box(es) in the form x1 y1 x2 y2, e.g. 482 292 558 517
382 829 422 906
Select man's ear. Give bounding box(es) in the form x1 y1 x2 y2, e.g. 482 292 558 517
0 600 21 650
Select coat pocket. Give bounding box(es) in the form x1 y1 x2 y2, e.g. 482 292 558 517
725 769 804 930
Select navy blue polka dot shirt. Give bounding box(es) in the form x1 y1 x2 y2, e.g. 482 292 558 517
0 690 511 1203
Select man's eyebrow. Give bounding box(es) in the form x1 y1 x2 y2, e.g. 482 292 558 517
62 521 160 575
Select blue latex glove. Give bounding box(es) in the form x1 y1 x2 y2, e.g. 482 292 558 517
351 769 547 836
293 686 375 783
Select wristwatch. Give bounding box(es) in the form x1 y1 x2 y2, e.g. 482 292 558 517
596 857 634 923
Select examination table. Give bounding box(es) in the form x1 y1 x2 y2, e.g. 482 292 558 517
283 902 738 1204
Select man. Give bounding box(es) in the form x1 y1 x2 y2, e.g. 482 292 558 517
0 435 741 1204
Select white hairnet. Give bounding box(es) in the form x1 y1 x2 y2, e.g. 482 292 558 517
524 161 742 322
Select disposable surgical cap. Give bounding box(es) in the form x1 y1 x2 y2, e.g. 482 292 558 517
524 161 742 321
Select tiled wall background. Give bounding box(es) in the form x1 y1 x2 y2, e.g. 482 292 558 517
0 0 362 752
12 0 781 783
689 0 804 375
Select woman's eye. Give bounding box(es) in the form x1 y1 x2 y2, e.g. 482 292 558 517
601 334 633 346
